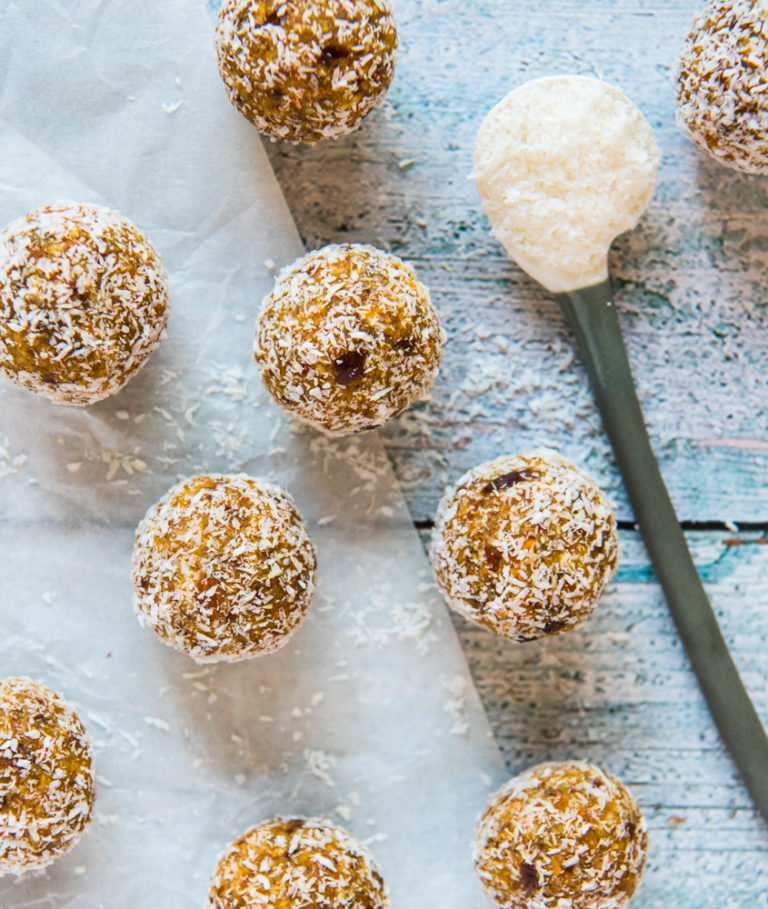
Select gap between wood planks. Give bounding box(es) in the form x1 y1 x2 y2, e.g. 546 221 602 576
414 519 768 536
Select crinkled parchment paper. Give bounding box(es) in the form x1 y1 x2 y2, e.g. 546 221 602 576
0 1 506 906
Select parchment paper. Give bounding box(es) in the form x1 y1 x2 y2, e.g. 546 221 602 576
0 1 507 907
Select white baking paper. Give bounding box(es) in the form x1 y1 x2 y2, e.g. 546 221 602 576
0 1 507 907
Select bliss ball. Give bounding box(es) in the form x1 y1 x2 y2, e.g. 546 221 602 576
0 202 170 405
678 0 768 173
430 452 618 642
208 818 389 909
475 761 648 909
214 0 397 143
132 474 316 663
254 244 444 435
0 677 96 876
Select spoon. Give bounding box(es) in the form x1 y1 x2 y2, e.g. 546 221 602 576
473 74 768 824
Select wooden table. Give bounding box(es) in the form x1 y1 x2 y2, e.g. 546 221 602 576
217 0 768 904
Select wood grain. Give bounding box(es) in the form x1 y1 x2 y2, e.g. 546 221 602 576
444 529 768 907
262 0 768 524
210 0 768 902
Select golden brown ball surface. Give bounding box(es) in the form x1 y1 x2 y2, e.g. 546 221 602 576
214 0 397 142
132 474 316 663
430 452 618 641
677 0 768 173
475 761 648 909
0 677 96 876
254 244 444 435
208 817 389 909
0 202 170 405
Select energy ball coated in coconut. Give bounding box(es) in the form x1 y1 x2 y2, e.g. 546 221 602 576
0 677 96 876
254 244 444 435
214 0 397 143
0 202 170 405
678 0 768 173
475 761 648 909
430 452 618 642
132 474 316 663
208 817 389 909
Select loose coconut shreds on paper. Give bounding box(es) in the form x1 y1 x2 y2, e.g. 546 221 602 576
0 677 96 876
255 244 445 435
208 817 389 909
474 762 647 909
0 202 170 405
309 432 391 492
473 77 659 293
214 0 397 143
0 437 27 480
429 452 618 643
132 474 317 663
677 0 768 173
347 589 436 653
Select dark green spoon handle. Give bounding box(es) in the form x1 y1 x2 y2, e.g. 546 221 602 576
555 279 768 823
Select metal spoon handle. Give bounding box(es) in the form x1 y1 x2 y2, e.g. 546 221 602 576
555 279 768 823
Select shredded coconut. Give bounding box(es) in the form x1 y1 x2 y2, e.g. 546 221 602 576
473 76 659 293
0 437 26 480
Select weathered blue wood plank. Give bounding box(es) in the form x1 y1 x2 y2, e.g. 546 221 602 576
447 528 768 908
260 0 768 523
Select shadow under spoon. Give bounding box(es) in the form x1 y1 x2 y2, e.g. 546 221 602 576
474 74 768 823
